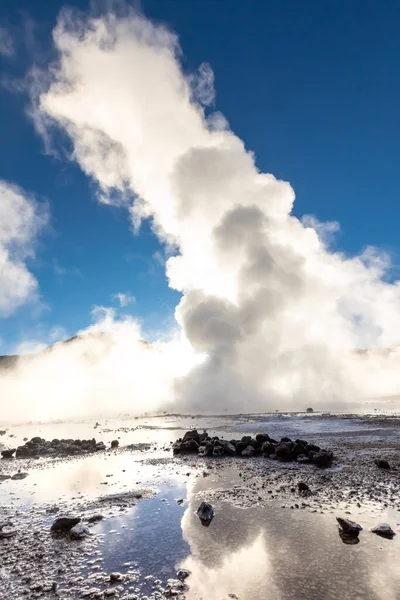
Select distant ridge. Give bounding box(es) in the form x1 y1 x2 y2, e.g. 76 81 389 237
0 332 150 372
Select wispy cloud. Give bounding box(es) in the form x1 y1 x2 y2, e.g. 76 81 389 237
0 180 48 318
113 292 136 307
0 25 14 57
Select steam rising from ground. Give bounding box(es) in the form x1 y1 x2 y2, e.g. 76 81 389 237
2 4 400 421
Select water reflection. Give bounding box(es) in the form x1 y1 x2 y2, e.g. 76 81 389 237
177 472 400 600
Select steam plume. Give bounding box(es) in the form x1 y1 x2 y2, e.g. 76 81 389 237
2 4 400 421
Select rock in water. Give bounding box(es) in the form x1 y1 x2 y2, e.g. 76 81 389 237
70 523 90 539
375 459 390 470
110 440 119 448
336 517 362 535
176 569 191 581
196 502 214 525
371 524 396 539
51 517 81 533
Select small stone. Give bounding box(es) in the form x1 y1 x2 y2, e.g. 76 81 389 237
176 569 191 581
336 517 362 535
298 482 310 493
88 514 104 523
111 440 119 448
371 524 396 539
375 459 390 470
70 523 90 539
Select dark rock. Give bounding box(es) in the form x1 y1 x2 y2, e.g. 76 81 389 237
280 437 292 444
339 530 360 545
1 449 16 459
298 482 310 493
275 443 292 462
371 524 396 539
255 433 270 443
182 430 200 444
336 517 362 535
306 443 320 453
11 471 28 480
31 437 43 444
241 445 255 457
177 569 191 581
224 442 237 456
109 572 124 582
213 445 224 457
111 440 119 448
196 501 214 526
310 449 333 467
306 407 314 413
261 442 275 457
292 443 308 458
375 459 390 470
241 436 252 444
50 517 81 533
0 524 16 538
198 441 213 457
88 514 104 523
172 441 183 455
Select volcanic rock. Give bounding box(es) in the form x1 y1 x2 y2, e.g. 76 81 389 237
50 517 81 533
371 523 396 538
375 459 390 470
275 443 292 462
196 501 214 525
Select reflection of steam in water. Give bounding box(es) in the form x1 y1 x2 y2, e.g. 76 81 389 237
179 475 400 600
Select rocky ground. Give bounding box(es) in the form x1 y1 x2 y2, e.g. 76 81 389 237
0 414 399 599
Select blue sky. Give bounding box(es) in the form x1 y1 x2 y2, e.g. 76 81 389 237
1 0 400 352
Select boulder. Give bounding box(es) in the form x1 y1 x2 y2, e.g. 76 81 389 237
275 443 292 462
111 440 119 449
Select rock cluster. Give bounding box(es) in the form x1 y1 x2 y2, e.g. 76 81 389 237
172 429 334 467
12 437 106 458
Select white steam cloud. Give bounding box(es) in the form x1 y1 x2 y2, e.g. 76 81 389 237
0 180 47 317
2 4 400 422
